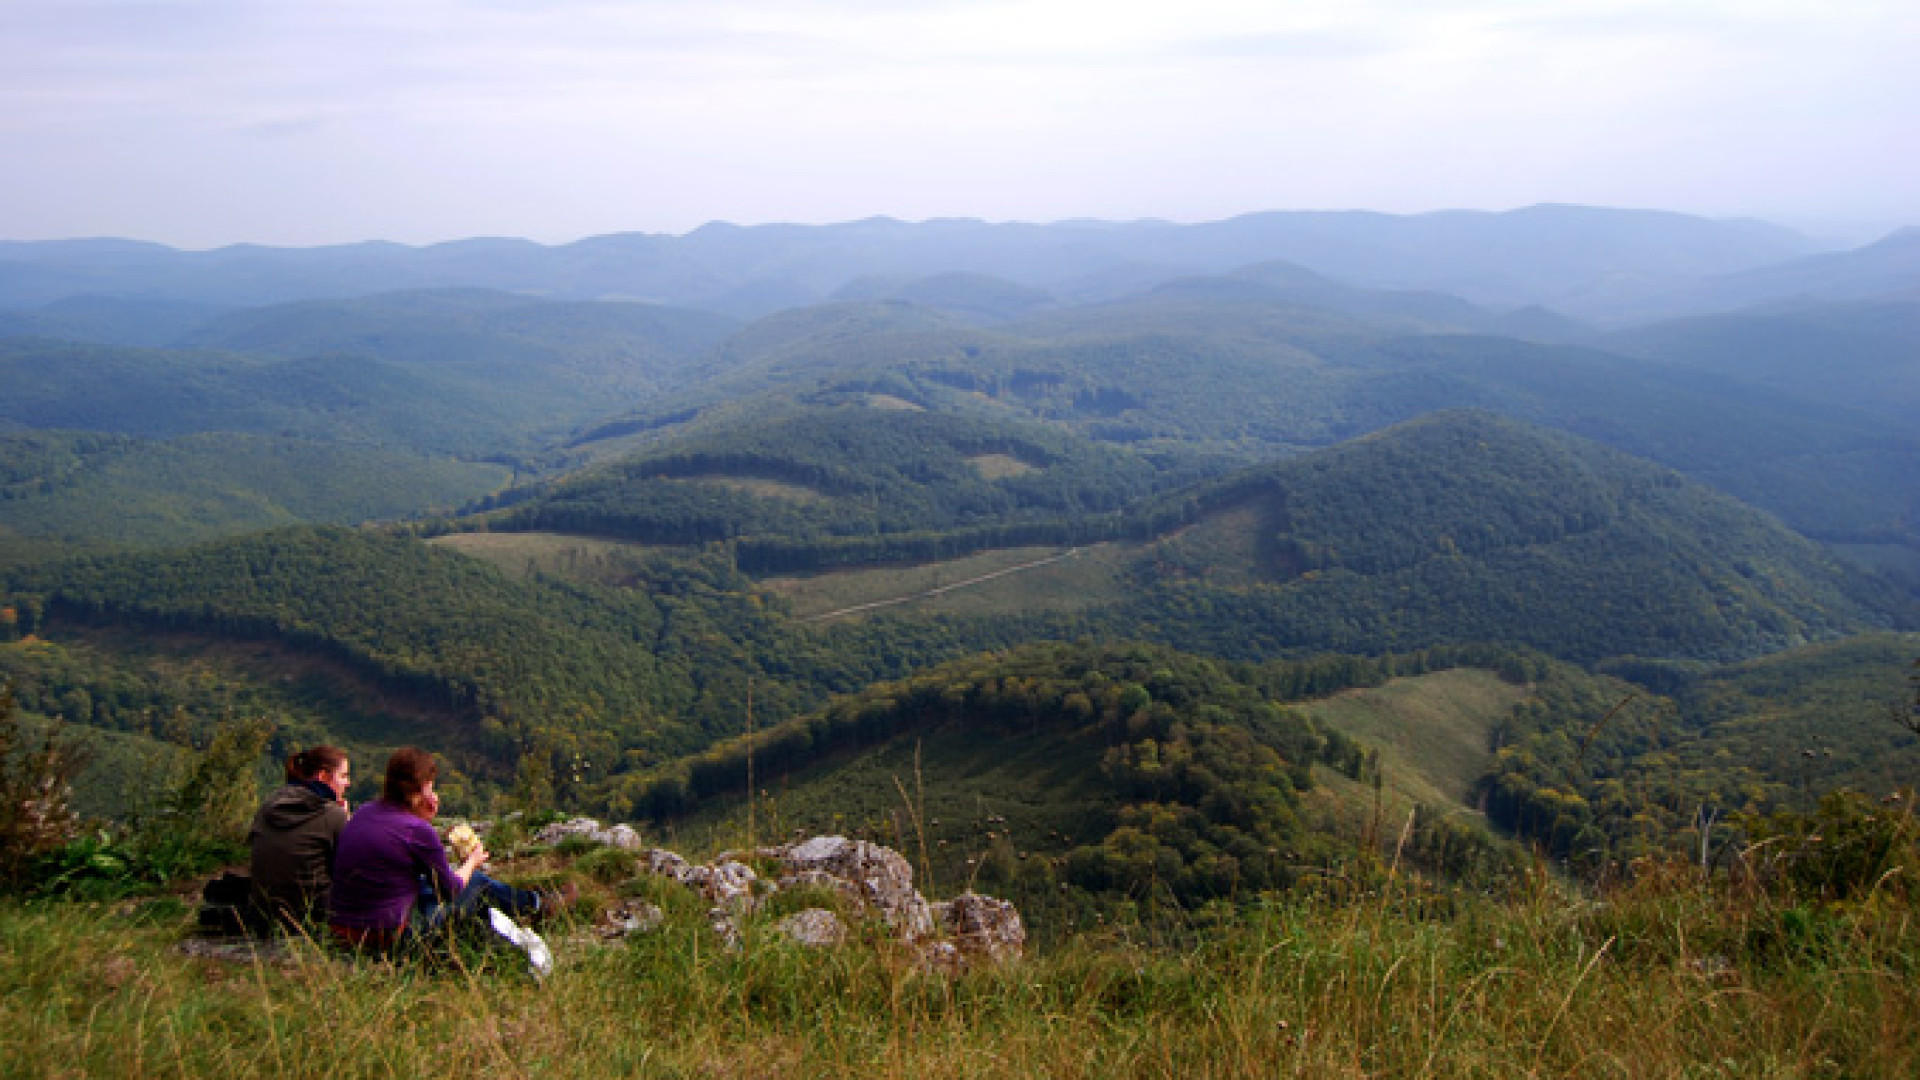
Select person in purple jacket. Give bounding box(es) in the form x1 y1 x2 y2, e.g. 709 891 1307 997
328 746 562 952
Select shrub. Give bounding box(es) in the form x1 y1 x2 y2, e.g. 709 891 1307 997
29 715 273 896
1738 788 1919 904
0 680 90 888
575 845 640 884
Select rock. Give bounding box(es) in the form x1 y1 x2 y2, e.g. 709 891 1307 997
931 892 1025 964
643 848 694 883
707 906 742 950
601 824 644 850
772 835 933 941
597 899 664 940
684 859 759 908
532 817 644 850
774 908 848 948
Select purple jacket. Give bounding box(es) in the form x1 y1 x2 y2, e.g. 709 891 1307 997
327 799 462 930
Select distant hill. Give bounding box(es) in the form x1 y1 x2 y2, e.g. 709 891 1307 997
0 527 784 773
179 288 737 397
1100 411 1906 664
1586 228 1920 323
4 416 1908 825
522 408 1908 666
0 296 230 346
496 403 1224 549
1673 631 1920 799
0 289 739 457
0 339 549 455
0 205 1821 317
1603 298 1920 423
1147 261 1591 340
830 272 1057 322
0 430 509 558
585 291 1915 547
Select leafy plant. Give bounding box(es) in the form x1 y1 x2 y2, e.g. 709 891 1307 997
0 679 90 886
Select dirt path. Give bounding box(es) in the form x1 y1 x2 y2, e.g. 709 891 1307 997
798 548 1081 623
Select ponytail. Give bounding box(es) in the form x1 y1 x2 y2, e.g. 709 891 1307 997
284 744 348 783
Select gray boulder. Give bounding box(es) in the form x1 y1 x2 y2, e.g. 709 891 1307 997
774 908 849 948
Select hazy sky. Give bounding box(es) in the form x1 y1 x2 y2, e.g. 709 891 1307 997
4 0 1915 248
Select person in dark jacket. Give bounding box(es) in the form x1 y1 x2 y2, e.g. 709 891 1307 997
248 745 351 927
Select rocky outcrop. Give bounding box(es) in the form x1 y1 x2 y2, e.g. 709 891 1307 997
932 892 1026 963
764 835 934 941
532 817 644 850
541 823 1021 968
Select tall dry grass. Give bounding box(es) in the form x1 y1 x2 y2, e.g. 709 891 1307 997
4 862 1915 1079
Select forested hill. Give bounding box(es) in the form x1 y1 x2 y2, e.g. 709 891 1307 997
568 293 1915 547
606 640 1493 902
1097 411 1910 664
0 430 508 560
492 405 1224 547
0 291 739 457
0 528 829 774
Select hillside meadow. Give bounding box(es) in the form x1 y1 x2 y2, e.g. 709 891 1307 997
3 836 1917 1078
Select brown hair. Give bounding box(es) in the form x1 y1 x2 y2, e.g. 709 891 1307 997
382 746 437 806
284 745 347 783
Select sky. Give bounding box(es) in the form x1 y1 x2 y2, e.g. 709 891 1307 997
3 0 1916 248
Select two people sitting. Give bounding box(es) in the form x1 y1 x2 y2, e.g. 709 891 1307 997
248 743 571 951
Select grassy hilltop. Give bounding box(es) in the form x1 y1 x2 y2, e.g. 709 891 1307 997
4 819 1917 1078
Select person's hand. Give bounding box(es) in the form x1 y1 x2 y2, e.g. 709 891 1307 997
463 843 490 872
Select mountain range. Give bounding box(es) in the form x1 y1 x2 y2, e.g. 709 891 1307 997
2 204 1915 883
5 205 1908 322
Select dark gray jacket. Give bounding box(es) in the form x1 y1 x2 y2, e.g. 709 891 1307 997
248 784 349 922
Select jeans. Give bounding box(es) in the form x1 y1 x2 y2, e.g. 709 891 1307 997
410 871 543 935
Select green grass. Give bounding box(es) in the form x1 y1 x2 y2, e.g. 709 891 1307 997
429 531 677 585
1146 497 1284 588
1303 668 1528 813
5 866 1916 1078
692 477 831 504
763 543 1138 621
966 453 1036 480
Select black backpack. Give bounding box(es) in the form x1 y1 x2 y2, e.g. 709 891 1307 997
197 871 270 936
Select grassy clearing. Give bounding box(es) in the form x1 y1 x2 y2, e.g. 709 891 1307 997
763 543 1137 621
1143 498 1281 587
1306 669 1527 808
430 531 675 585
5 870 1915 1078
693 477 831 504
1300 669 1527 850
966 454 1036 480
